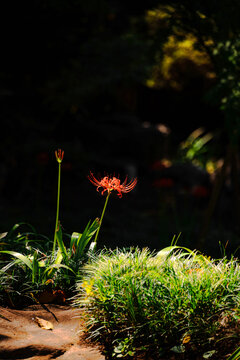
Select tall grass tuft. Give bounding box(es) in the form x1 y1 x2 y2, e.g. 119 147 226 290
74 247 240 359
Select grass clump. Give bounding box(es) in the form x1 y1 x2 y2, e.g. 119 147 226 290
0 220 99 307
74 247 240 359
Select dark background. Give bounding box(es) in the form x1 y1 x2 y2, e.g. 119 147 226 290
0 1 239 257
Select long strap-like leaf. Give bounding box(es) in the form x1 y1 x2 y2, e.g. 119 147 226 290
227 347 240 360
0 250 33 270
56 225 68 261
75 219 99 259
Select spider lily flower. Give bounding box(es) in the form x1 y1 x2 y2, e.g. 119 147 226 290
88 172 137 198
55 149 64 163
88 172 137 248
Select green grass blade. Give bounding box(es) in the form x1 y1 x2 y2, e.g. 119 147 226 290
32 251 39 283
47 249 63 277
75 219 99 259
44 263 76 276
156 245 192 258
6 222 37 239
0 250 33 270
56 225 68 260
227 347 240 360
75 221 90 255
156 245 210 265
70 232 80 251
54 249 63 264
0 232 8 241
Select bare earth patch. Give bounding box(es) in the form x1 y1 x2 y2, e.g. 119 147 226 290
0 304 104 360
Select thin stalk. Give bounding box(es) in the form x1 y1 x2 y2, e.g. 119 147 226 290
53 162 61 255
94 191 111 244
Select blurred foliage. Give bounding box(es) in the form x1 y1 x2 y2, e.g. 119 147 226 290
2 0 240 125
145 8 215 90
208 39 240 142
179 127 213 168
1 0 240 256
143 1 240 139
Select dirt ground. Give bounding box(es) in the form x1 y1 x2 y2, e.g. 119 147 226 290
0 304 105 360
0 304 238 360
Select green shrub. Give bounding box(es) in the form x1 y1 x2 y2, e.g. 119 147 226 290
74 247 240 359
0 219 99 306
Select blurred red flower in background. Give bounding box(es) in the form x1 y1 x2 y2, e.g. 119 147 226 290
153 178 174 188
191 185 209 198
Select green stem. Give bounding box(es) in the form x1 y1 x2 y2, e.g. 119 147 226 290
94 191 111 244
53 162 61 254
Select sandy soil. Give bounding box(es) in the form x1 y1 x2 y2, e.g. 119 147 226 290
0 304 105 360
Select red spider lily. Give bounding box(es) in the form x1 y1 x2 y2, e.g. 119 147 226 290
55 149 64 163
88 172 137 198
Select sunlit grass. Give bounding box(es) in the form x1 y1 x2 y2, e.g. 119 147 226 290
0 218 99 306
74 247 240 359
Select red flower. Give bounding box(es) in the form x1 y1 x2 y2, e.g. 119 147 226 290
153 178 174 188
191 185 209 198
55 149 64 163
37 152 49 165
88 172 137 198
151 160 166 171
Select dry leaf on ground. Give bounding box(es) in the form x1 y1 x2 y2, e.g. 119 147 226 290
35 316 54 330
